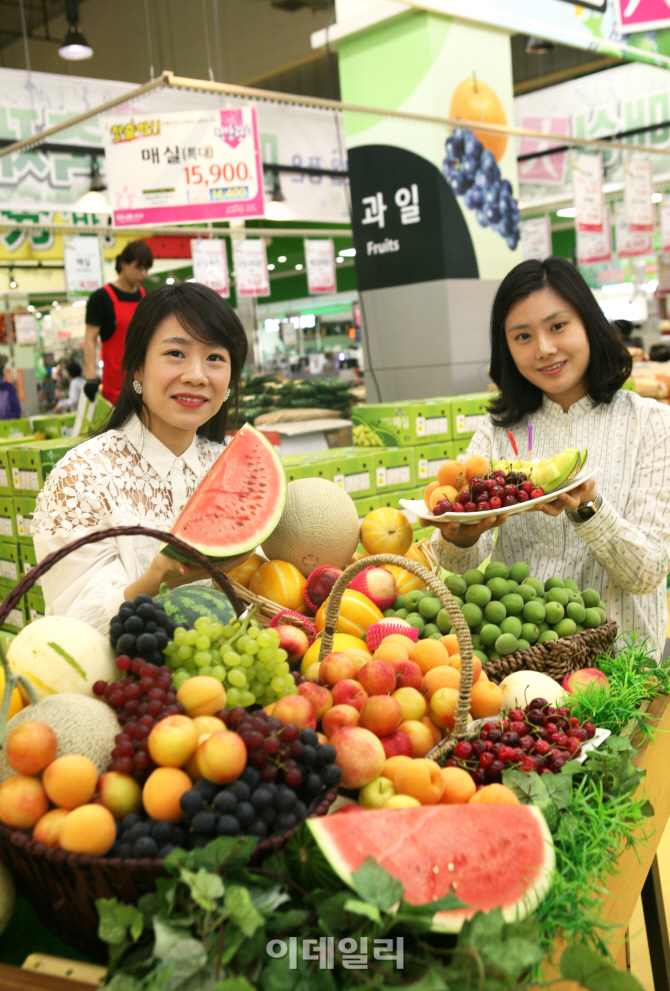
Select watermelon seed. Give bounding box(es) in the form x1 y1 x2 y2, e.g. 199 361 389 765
447 863 454 872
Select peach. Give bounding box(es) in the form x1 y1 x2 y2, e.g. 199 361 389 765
148 714 199 768
423 665 460 699
6 721 57 776
97 771 142 820
360 695 403 737
272 694 317 730
469 783 519 805
298 682 334 721
429 687 460 731
329 726 386 789
421 716 442 745
322 704 360 737
277 625 310 662
389 658 423 691
381 754 414 784
197 731 247 785
469 681 505 720
395 758 445 804
423 481 440 509
439 767 476 804
143 766 192 822
43 755 98 810
398 719 435 757
373 642 411 663
263 703 276 716
358 660 396 696
192 716 227 736
379 730 413 759
59 804 117 855
176 676 226 717
319 652 356 686
358 775 396 809
331 680 368 712
392 687 427 722
0 775 49 829
464 454 491 481
383 794 421 808
440 634 461 657
33 808 69 847
448 654 462 671
437 460 465 489
411 639 450 674
430 485 459 510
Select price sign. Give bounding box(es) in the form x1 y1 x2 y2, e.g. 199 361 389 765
191 239 229 297
12 313 37 345
519 216 552 262
232 239 270 297
577 204 612 264
624 156 654 232
615 202 652 257
572 152 604 232
63 235 104 297
103 107 265 227
304 238 336 294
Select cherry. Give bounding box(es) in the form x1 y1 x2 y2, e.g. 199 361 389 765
584 721 597 739
453 741 473 760
519 735 535 751
530 487 544 500
487 727 502 743
578 727 589 742
477 501 491 512
457 490 471 505
516 491 529 503
545 722 558 736
471 740 487 756
509 709 525 722
510 721 527 736
503 494 517 508
570 717 582 730
501 731 520 747
433 499 453 515
534 740 552 756
489 497 502 510
471 768 486 785
504 484 517 497
484 479 496 492
566 737 581 755
519 756 537 772
517 472 528 482
479 752 495 768
471 478 486 494
452 502 465 513
520 480 534 494
464 502 478 512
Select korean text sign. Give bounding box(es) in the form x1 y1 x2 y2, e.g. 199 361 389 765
572 152 604 232
232 238 270 297
63 235 104 297
304 238 336 294
191 239 230 297
103 108 265 227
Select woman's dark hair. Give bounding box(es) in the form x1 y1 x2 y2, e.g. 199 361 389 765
488 257 632 427
115 240 153 275
65 360 81 379
102 282 248 443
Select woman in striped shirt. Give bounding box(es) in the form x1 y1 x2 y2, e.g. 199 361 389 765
431 257 670 657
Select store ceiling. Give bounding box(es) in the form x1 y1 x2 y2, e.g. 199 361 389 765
0 0 85 52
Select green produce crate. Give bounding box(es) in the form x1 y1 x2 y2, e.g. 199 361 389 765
374 448 415 492
2 600 26 634
0 542 19 588
19 542 41 593
29 413 76 438
352 494 381 523
25 591 45 623
352 399 451 447
8 451 43 495
415 442 453 483
0 497 16 543
330 450 375 498
0 418 31 439
449 392 492 442
452 436 469 460
0 451 11 497
13 497 36 544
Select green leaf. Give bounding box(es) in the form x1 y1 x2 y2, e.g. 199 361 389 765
544 772 573 810
96 899 145 945
560 943 646 991
164 836 257 875
215 979 258 991
352 857 404 910
265 909 310 936
152 918 208 987
640 800 655 817
179 867 224 912
381 969 448 991
248 885 291 914
224 885 266 938
502 769 549 805
316 892 351 933
458 908 505 949
343 898 382 924
103 976 144 991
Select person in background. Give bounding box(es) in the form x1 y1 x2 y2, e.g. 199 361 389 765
84 240 154 405
613 318 648 360
38 370 56 410
0 356 21 419
55 360 85 412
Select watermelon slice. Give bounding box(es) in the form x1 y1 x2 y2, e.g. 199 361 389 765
308 804 554 932
162 424 286 562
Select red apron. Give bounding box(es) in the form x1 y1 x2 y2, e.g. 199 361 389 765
101 284 146 404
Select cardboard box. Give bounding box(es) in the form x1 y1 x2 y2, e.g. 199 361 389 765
29 413 76 438
352 399 452 447
2 601 26 634
449 392 491 441
330 450 375 498
374 448 415 492
9 438 78 494
25 591 45 623
0 451 11 497
19 543 41 594
0 498 16 543
352 494 381 523
0 542 19 587
13 497 37 544
0 418 31 439
415 442 453 483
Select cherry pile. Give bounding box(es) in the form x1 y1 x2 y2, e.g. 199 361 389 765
444 697 596 785
93 656 184 784
433 469 545 516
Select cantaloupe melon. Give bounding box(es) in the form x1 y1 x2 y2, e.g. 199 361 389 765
261 478 361 577
8 616 117 699
0 694 119 782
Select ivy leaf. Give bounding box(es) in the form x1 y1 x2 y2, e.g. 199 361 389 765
179 867 224 912
103 976 144 991
96 899 144 945
543 772 573 810
502 769 549 805
560 943 646 991
343 898 382 924
352 857 404 910
163 836 257 875
152 918 208 987
224 884 266 937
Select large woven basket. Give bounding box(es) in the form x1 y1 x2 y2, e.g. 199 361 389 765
0 526 336 961
483 620 617 684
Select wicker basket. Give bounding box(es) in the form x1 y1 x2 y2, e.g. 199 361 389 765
0 526 336 961
221 576 318 639
483 620 617 685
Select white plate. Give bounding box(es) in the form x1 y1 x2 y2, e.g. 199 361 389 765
466 714 610 764
400 467 598 525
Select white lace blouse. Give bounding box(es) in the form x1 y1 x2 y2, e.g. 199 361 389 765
31 415 222 635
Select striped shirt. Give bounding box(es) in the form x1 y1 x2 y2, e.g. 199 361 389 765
431 390 670 657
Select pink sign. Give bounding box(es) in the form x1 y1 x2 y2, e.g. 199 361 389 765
614 0 670 33
577 205 612 264
572 152 604 232
517 116 571 186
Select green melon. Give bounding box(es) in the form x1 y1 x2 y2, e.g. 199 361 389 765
156 584 236 628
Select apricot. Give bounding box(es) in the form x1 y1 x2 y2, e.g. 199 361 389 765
469 680 505 719
43 755 98 809
197 731 247 785
423 665 460 699
6 721 57 776
411 639 450 674
272 695 316 730
148 714 199 768
381 754 414 784
398 719 435 757
395 758 445 804
421 715 442 745
360 695 403 737
0 775 49 828
59 804 117 855
33 808 69 847
192 716 227 736
322 704 360 738
448 654 462 670
392 686 427 721
383 794 420 808
478 670 489 682
143 766 192 822
429 687 460 731
176 676 226 717
373 642 410 663
423 481 439 509
440 634 461 657
381 634 417 650
447 655 481 684
439 767 476 804
437 460 465 489
316 732 328 745
263 703 276 716
97 771 142 820
469 783 519 805
464 455 492 481
429 485 459 510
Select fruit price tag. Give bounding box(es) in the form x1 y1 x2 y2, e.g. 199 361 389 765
572 151 604 232
456 413 486 435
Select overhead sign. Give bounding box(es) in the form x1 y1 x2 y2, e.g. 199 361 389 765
615 202 653 256
304 238 336 294
232 239 270 297
63 235 104 297
661 202 670 252
614 0 670 33
572 153 604 232
577 204 612 265
190 239 229 297
623 155 654 231
12 313 37 345
520 216 552 262
103 107 265 227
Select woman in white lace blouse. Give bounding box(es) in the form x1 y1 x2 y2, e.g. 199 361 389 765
430 257 670 656
31 282 249 635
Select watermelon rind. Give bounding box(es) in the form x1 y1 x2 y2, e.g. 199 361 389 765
307 805 555 933
161 424 287 562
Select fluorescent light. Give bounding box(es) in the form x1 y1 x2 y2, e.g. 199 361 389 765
652 192 663 203
278 256 287 263
27 305 34 312
267 263 275 271
72 299 87 307
336 257 344 263
165 277 175 285
556 207 577 218
339 247 356 257
295 263 303 270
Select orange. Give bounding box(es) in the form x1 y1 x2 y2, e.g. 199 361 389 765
440 634 461 657
464 455 491 481
430 485 459 510
360 508 413 556
440 767 476 804
411 639 450 674
468 783 519 805
449 77 508 161
437 461 465 489
423 481 440 509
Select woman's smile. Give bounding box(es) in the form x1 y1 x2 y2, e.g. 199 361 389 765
172 392 208 407
536 360 567 376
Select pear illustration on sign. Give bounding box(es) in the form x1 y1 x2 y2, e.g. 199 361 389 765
615 0 670 31
216 110 251 150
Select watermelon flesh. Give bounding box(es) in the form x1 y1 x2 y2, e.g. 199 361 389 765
164 424 286 562
308 805 554 932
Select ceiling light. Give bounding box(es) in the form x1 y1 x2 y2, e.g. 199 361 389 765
556 207 577 218
526 36 554 54
59 0 93 59
295 263 303 270
27 305 34 312
8 273 17 290
75 157 110 213
166 277 175 285
336 257 344 263
267 264 275 271
278 255 287 263
652 192 663 203
265 174 292 222
339 247 356 257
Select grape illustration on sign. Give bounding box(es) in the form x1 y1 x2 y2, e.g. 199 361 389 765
614 0 670 32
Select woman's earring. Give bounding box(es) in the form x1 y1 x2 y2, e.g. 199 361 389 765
133 380 143 395
224 388 231 401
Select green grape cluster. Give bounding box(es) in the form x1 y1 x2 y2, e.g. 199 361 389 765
163 611 297 708
352 422 384 447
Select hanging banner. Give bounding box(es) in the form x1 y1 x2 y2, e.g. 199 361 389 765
623 156 654 231
519 216 552 262
232 239 270 297
615 202 653 257
63 235 103 297
577 204 612 264
661 203 670 253
304 238 336 294
103 107 265 227
572 153 604 232
190 239 229 297
12 313 37 345
613 0 670 34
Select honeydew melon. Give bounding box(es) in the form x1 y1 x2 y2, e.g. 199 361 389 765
493 448 587 494
498 669 567 710
8 616 117 699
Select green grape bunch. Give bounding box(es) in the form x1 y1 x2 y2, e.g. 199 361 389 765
353 422 384 447
163 608 298 708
